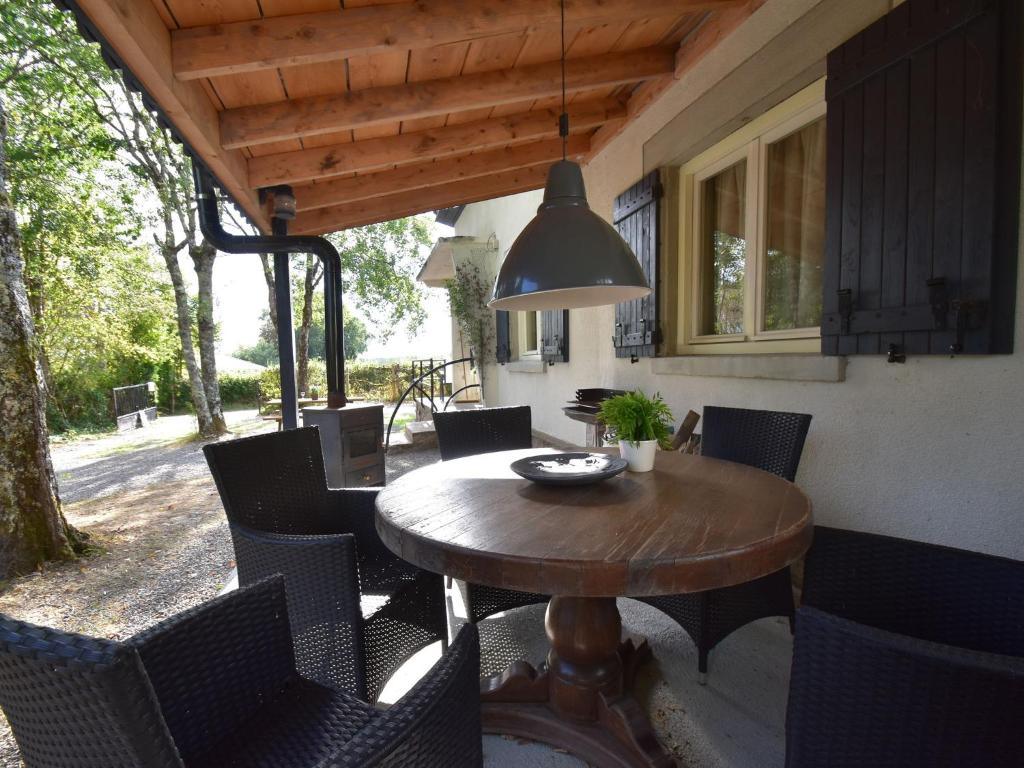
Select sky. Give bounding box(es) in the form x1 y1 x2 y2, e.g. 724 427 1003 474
191 217 456 362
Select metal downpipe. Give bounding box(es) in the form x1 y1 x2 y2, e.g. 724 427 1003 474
192 166 347 408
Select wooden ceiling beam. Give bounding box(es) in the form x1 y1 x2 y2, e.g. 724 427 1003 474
294 135 587 212
248 99 623 188
172 0 744 81
291 165 551 235
221 46 674 149
71 0 268 231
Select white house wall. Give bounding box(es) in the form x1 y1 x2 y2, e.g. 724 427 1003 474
454 0 1024 560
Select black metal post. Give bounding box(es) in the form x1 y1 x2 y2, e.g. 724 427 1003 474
192 166 347 409
272 216 299 429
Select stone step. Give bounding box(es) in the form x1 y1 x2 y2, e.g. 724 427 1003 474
403 419 438 449
388 430 412 446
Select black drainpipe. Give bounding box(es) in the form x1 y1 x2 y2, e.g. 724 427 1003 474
192 166 347 427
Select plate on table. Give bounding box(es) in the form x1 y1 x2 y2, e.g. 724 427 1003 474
510 452 628 486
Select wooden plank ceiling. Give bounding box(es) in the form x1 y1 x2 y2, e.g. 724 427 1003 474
73 0 755 235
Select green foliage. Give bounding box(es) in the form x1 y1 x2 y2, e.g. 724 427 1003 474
1 0 179 432
155 359 191 414
303 297 370 361
327 217 431 342
708 233 746 335
598 390 674 449
218 373 262 407
234 336 278 367
346 361 416 402
445 261 494 365
257 367 282 402
341 311 369 361
41 248 177 431
255 361 418 403
236 306 369 365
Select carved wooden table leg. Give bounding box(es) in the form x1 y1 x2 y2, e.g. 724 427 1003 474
480 596 676 768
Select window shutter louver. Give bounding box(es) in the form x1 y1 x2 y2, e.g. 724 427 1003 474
495 310 511 364
613 170 661 360
821 0 1020 356
541 309 569 364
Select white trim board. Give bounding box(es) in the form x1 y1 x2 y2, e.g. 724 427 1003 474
643 0 891 172
652 354 845 382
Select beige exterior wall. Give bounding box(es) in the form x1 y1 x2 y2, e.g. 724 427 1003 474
454 0 1024 560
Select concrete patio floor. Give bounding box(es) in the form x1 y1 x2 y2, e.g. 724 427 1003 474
381 584 791 767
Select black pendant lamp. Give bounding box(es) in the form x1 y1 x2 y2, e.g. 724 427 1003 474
489 0 650 311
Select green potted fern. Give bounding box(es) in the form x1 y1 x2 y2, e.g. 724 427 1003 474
598 390 673 472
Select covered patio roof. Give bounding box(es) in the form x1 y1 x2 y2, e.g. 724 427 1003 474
65 0 759 235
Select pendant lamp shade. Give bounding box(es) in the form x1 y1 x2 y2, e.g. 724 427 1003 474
488 161 651 311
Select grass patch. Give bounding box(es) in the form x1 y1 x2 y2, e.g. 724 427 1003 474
389 413 415 433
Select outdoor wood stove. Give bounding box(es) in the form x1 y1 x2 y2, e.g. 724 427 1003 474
303 404 385 487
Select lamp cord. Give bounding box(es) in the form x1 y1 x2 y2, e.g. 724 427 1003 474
559 0 568 161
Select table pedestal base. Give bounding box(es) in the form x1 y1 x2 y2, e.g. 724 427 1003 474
480 596 676 768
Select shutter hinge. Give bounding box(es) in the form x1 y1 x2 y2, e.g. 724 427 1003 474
949 298 987 355
837 289 853 334
930 277 987 354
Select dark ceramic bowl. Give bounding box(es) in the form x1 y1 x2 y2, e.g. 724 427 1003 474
510 452 628 486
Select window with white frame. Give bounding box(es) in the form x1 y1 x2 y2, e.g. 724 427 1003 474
676 81 826 354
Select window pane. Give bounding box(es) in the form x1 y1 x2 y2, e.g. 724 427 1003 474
763 117 826 331
700 160 747 335
524 311 537 351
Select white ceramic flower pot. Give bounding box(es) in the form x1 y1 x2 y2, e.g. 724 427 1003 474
619 439 658 472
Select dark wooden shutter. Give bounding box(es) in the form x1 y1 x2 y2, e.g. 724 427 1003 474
822 0 1021 356
495 310 511 364
541 309 569 364
613 170 661 359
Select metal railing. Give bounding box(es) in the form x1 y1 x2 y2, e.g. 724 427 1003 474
112 383 153 418
385 357 480 450
410 358 449 412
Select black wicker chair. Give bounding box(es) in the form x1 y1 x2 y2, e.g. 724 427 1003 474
786 526 1024 767
203 427 446 703
638 405 812 679
433 406 550 624
0 577 483 768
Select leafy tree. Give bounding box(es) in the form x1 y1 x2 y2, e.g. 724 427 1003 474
328 218 432 341
236 306 369 367
0 93 83 578
2 40 178 428
341 311 369 361
252 221 417 393
0 0 230 436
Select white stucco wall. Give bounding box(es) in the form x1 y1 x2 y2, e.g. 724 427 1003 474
455 1 1024 560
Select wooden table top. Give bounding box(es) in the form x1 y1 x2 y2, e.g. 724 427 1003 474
375 448 813 597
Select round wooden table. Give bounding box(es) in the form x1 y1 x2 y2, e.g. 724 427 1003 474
375 448 812 767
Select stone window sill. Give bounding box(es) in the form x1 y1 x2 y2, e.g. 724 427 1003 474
651 354 845 383
507 359 547 374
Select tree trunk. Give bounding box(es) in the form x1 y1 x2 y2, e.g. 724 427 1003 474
259 253 278 338
0 97 79 578
296 253 317 395
159 232 214 436
192 241 226 435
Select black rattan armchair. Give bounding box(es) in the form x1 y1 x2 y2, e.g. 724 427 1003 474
0 577 483 768
203 427 446 702
786 526 1024 767
433 406 550 624
638 405 812 679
